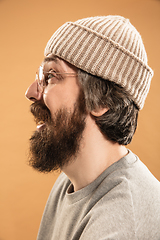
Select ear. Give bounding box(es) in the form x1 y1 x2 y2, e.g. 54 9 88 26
91 107 109 117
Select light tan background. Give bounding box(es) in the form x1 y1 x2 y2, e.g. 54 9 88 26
0 0 160 239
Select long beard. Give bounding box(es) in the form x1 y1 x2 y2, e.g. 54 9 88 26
28 92 86 173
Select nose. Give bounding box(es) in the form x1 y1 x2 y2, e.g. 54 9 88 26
25 81 43 102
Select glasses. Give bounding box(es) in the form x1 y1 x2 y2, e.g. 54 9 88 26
36 65 77 93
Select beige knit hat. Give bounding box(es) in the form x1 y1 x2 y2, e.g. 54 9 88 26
44 15 153 109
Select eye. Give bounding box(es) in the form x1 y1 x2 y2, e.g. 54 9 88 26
44 71 58 85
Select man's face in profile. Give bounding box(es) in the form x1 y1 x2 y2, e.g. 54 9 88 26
26 57 87 172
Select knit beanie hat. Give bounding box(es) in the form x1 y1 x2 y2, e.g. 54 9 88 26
44 15 153 109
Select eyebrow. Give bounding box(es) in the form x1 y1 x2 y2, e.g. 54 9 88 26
43 55 58 63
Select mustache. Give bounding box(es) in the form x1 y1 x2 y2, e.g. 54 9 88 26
30 101 52 124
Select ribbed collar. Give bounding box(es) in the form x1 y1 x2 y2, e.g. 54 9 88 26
65 149 137 204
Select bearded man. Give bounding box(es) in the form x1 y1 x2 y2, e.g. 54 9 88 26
25 16 160 240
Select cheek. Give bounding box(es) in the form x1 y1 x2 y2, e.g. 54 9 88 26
43 88 61 114
43 84 80 115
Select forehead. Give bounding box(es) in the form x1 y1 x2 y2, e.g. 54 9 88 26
42 54 77 73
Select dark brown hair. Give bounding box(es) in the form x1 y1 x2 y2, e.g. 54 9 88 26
78 70 139 145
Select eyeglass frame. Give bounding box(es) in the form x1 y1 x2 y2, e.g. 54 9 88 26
36 65 78 93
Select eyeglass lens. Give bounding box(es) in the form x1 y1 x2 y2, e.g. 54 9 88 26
37 66 44 93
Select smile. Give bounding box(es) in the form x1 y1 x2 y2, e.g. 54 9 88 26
37 121 46 131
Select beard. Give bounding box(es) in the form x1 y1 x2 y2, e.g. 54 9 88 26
28 91 86 173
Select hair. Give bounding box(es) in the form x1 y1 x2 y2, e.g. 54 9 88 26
78 69 139 145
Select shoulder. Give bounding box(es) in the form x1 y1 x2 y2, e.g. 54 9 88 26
79 151 160 239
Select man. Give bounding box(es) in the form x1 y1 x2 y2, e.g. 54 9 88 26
25 16 160 239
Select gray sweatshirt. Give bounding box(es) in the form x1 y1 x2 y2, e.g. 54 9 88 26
37 150 160 240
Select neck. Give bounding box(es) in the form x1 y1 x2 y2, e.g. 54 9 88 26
62 115 128 192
